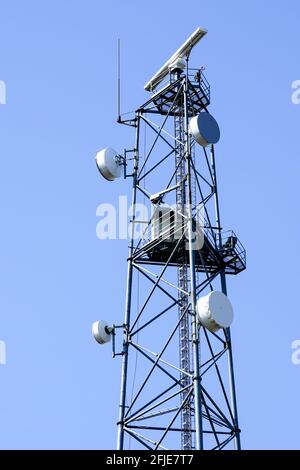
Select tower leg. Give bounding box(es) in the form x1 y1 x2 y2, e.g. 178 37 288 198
220 273 241 450
211 144 241 450
117 115 140 450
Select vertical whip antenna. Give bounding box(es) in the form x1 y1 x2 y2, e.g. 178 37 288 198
117 38 121 122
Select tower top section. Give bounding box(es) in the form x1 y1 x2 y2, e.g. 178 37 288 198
144 27 207 92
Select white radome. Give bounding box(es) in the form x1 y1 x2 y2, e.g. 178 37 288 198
95 147 123 181
196 291 233 332
92 320 112 344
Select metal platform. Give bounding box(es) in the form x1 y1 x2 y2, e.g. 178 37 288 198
132 229 246 275
140 69 210 116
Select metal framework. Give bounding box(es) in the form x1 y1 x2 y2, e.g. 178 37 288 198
114 51 246 451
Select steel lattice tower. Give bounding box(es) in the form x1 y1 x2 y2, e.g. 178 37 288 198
95 28 246 451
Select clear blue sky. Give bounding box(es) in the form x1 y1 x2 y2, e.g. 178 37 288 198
0 0 299 449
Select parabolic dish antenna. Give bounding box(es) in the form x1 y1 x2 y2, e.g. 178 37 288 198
189 112 220 147
196 291 233 332
96 147 123 181
92 320 112 344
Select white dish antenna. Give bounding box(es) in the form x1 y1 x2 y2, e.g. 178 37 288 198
189 113 220 147
196 291 233 332
144 27 207 92
92 320 113 345
96 147 123 181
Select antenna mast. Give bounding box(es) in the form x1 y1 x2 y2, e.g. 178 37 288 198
117 38 121 122
94 28 246 450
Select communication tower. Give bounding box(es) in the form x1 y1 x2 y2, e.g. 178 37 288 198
93 28 246 450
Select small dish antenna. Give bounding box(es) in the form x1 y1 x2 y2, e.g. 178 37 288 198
96 147 123 181
189 113 220 147
92 320 113 345
196 291 233 332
